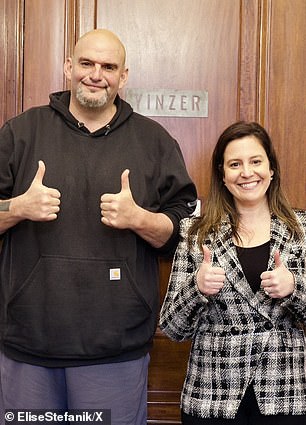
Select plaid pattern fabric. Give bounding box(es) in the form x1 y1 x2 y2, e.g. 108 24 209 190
159 211 306 419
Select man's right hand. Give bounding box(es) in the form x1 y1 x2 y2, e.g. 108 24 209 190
14 160 61 221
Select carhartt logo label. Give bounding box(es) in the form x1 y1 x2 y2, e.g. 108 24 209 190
110 268 121 280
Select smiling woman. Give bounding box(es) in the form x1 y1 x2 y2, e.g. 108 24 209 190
159 121 306 425
223 136 274 212
190 121 302 249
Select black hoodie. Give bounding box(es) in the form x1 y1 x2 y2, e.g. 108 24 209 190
0 91 197 366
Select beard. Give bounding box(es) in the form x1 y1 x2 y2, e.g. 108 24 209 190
76 86 108 108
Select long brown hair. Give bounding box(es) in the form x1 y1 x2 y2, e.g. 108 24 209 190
189 121 302 247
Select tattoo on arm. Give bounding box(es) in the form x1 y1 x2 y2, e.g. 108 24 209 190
0 201 11 212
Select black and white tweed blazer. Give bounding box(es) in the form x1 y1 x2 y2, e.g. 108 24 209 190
159 211 306 419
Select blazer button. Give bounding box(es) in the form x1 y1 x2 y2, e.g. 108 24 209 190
264 322 273 330
219 301 227 311
230 326 240 335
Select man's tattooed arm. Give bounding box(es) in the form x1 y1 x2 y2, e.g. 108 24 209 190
0 201 11 212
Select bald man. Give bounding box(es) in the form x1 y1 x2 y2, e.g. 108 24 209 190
0 29 197 424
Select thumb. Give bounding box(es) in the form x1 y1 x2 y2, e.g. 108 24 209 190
32 160 46 185
120 169 131 192
202 245 212 264
274 250 282 268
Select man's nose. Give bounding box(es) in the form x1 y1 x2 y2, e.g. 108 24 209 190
90 64 103 80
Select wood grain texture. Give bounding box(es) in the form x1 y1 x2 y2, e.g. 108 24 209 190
263 0 306 209
0 0 23 123
239 0 261 120
23 0 66 109
0 1 305 423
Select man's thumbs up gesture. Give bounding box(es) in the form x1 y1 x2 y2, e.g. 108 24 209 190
18 160 61 221
260 251 295 298
100 169 138 229
196 245 226 296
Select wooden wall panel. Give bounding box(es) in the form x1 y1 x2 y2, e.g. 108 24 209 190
22 0 67 109
239 0 261 120
65 0 97 57
0 0 23 123
75 0 97 40
262 0 306 209
147 330 191 424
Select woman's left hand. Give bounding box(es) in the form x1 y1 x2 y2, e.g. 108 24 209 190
260 251 295 298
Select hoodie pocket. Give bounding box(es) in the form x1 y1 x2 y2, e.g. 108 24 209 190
5 255 153 359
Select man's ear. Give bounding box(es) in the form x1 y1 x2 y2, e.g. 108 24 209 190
64 57 73 81
119 68 129 90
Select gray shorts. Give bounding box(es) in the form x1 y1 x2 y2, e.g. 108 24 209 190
0 352 149 425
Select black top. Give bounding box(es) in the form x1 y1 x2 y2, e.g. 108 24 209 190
0 91 197 367
236 241 270 293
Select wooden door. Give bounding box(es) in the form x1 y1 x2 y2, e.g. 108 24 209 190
1 1 305 423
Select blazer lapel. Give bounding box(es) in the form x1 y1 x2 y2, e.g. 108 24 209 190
207 220 251 298
207 215 290 318
268 214 292 269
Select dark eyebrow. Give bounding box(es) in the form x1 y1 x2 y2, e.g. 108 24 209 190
78 57 93 62
225 155 265 166
78 58 119 69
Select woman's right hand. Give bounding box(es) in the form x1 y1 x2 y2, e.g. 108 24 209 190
196 245 225 296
